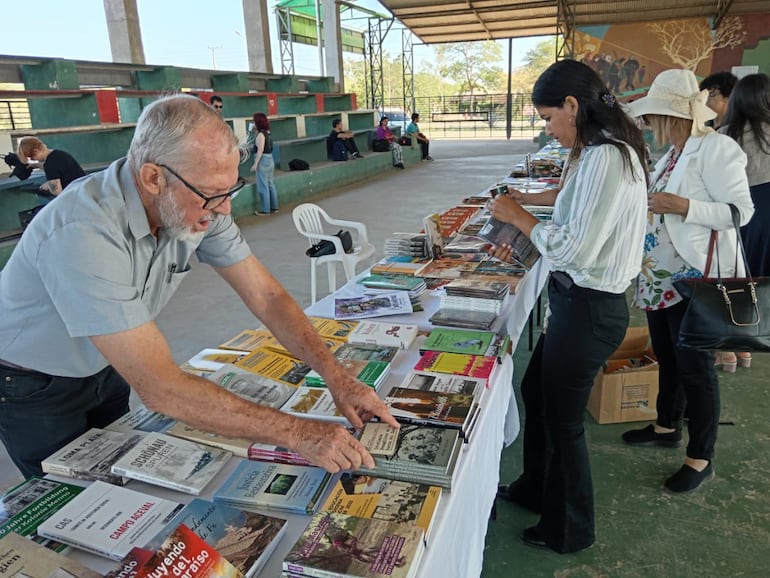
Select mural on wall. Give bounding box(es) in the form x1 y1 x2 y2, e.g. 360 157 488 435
574 14 770 98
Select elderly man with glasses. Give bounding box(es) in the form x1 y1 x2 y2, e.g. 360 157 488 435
0 94 398 480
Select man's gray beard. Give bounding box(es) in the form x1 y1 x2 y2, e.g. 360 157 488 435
157 189 206 242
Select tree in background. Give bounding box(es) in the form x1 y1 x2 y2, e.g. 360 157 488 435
508 38 557 93
435 41 503 96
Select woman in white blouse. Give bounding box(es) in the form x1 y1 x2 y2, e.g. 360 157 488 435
622 69 753 493
492 59 648 553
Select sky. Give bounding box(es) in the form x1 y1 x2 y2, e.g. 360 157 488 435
0 0 544 77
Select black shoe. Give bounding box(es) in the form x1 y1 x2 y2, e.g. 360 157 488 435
665 461 714 493
496 478 542 514
425 156 434 161
622 424 682 447
519 526 549 550
352 152 364 159
270 208 278 213
395 162 405 169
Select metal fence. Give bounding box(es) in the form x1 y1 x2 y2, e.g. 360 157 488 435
0 100 32 131
381 93 542 139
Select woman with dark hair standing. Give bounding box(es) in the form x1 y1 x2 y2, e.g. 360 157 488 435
251 112 278 215
493 59 648 553
722 73 770 277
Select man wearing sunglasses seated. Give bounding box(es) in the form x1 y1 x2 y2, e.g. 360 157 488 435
0 94 398 480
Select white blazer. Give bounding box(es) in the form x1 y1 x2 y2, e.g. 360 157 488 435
654 131 754 277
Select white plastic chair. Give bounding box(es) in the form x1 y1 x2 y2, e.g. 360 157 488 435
292 203 376 304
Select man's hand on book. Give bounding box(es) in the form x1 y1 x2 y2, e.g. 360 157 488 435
327 372 401 431
292 419 376 473
488 243 515 264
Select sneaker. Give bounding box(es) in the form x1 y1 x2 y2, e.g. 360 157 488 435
395 162 405 169
270 208 278 213
664 461 714 493
352 152 364 159
254 211 269 216
425 156 434 161
622 424 682 447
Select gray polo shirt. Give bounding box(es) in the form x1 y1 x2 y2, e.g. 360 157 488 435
0 158 251 377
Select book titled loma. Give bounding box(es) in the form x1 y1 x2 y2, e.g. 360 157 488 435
110 432 232 495
214 459 332 515
36 480 184 561
283 512 425 578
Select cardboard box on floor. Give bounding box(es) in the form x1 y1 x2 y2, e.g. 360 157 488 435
587 326 659 424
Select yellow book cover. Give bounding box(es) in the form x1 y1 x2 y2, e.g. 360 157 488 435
308 316 359 340
320 474 442 541
235 347 312 386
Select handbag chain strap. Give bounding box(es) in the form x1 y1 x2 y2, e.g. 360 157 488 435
707 204 760 327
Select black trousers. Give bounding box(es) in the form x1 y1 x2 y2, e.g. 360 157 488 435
646 301 719 459
519 275 628 552
342 138 361 156
418 139 430 159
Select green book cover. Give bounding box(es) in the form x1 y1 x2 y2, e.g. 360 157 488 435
421 328 495 356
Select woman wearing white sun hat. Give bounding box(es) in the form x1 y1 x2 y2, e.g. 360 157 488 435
622 68 754 493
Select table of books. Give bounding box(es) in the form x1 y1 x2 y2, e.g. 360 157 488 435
39 175 555 578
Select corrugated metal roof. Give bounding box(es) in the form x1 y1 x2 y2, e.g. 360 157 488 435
377 0 770 43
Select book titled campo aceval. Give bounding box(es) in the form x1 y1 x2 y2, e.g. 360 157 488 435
36 481 184 561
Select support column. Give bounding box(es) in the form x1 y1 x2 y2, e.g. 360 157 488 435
322 0 344 91
243 0 273 73
103 0 146 64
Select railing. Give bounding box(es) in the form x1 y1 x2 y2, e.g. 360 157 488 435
381 93 543 139
0 100 32 131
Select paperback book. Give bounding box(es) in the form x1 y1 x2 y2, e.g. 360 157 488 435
0 531 103 578
247 442 313 467
208 363 296 409
282 512 425 578
145 498 288 578
358 274 427 295
129 523 243 578
334 292 414 321
428 307 498 331
443 278 510 299
0 477 85 552
357 422 400 458
110 432 232 495
280 386 347 423
105 404 176 434
219 328 277 352
320 474 442 542
214 460 332 515
347 320 419 350
477 217 540 269
354 425 463 489
383 387 476 434
184 348 250 373
304 343 399 389
370 256 432 276
36 481 184 561
166 422 256 458
235 347 313 387
308 316 360 340
41 427 144 485
420 328 495 356
398 371 486 401
413 350 497 380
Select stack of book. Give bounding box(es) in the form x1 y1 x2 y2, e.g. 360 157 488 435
235 346 313 387
384 233 429 258
358 273 427 296
440 278 510 315
334 292 414 321
354 424 463 489
383 387 477 439
0 532 102 577
370 255 433 276
442 233 491 254
413 350 497 381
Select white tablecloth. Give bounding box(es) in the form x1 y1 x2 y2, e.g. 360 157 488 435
65 264 552 578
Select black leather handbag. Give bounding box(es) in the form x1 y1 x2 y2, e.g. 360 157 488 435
305 229 353 258
674 204 770 352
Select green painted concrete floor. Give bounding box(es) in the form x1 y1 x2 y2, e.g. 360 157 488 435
483 305 770 578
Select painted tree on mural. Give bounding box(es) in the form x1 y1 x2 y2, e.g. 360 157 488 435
647 17 746 71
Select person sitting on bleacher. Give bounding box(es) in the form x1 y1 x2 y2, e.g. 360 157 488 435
374 116 405 169
16 136 85 196
406 113 433 161
327 118 364 161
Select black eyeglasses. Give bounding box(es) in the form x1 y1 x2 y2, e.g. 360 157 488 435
157 164 246 210
213 104 223 109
